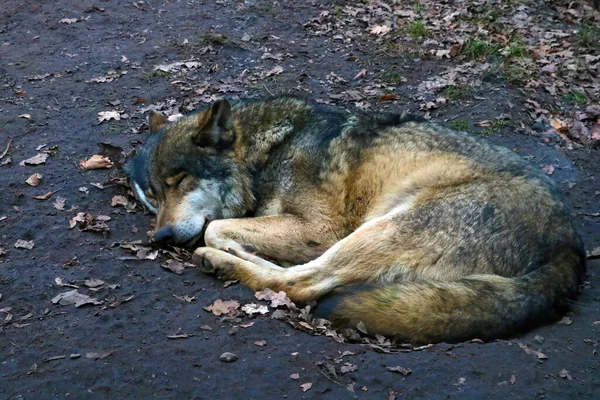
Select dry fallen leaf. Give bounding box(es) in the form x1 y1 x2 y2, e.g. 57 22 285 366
97 110 121 122
370 25 391 36
300 382 312 392
25 173 42 186
19 153 48 166
550 118 568 132
84 278 105 288
587 247 600 259
111 195 129 207
290 373 300 380
161 260 188 274
242 303 269 315
386 366 412 376
259 66 284 79
542 164 555 175
255 288 295 308
14 239 34 250
340 362 358 374
19 114 31 119
51 289 102 307
33 190 57 200
559 369 573 380
203 299 240 316
378 93 398 103
53 196 66 210
557 316 572 325
223 280 238 288
79 155 114 170
353 69 367 80
69 212 110 232
518 343 547 360
254 340 267 347
173 294 196 303
55 277 79 289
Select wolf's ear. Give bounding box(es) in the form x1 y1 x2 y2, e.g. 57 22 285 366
193 99 234 148
148 110 168 133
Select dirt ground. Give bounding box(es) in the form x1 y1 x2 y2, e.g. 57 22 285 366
1 0 599 399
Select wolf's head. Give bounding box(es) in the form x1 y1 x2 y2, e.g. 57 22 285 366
125 99 252 247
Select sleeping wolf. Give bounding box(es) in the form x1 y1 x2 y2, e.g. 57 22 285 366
125 96 585 343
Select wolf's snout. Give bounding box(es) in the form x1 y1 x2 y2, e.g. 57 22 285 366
153 225 174 244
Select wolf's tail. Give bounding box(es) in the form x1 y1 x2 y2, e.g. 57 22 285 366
314 247 586 344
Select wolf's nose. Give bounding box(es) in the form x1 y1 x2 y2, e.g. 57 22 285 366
153 225 174 244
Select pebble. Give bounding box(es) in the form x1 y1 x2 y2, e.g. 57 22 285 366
219 352 238 362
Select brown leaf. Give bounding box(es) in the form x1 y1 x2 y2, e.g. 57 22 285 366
550 118 568 132
14 239 34 250
79 155 113 170
378 93 398 103
353 69 367 80
255 288 295 308
254 340 267 347
386 366 412 376
370 25 391 36
33 190 57 200
25 173 42 186
69 212 110 232
476 120 493 127
111 195 129 207
203 299 240 316
300 382 312 392
19 153 48 166
161 260 188 274
542 164 555 175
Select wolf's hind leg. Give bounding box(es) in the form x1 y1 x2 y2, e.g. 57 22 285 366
194 201 445 303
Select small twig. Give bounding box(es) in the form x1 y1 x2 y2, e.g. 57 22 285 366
318 369 357 398
263 83 274 96
578 211 600 217
0 139 12 159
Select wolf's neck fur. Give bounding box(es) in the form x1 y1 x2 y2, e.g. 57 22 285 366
231 98 312 171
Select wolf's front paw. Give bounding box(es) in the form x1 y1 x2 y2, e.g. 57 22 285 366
192 247 236 280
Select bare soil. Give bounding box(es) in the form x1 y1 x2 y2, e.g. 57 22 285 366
1 1 599 399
